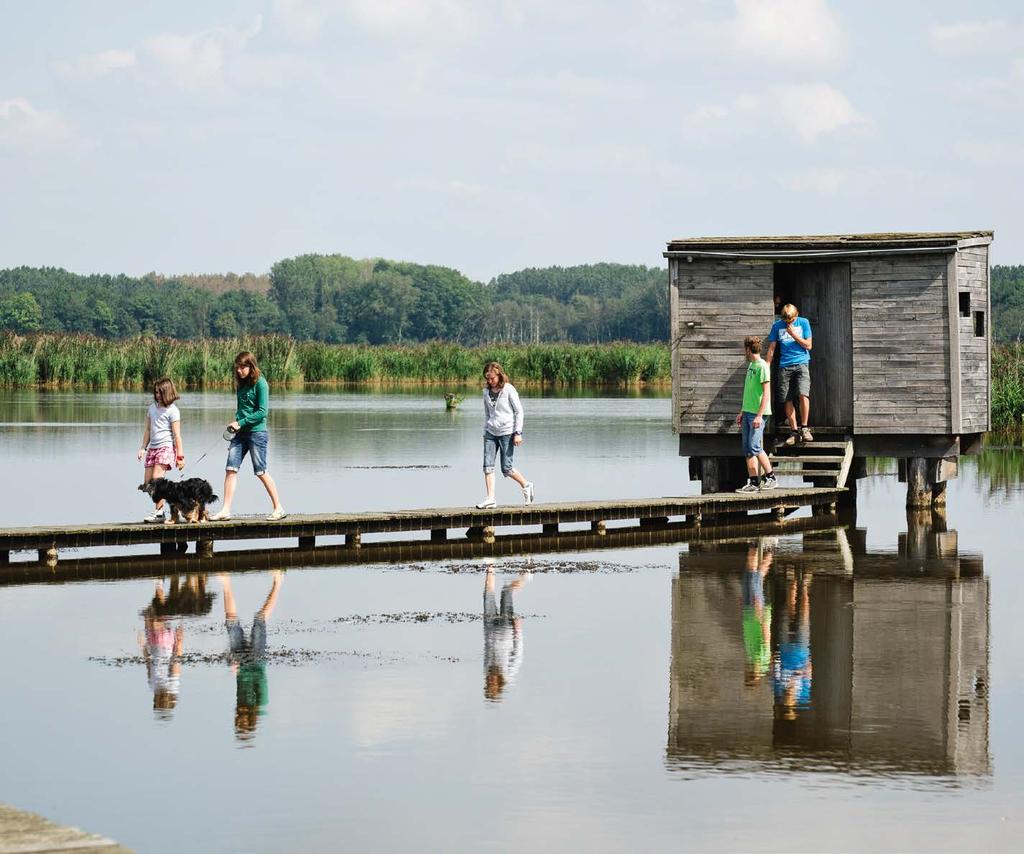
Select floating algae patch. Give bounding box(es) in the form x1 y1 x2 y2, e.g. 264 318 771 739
89 648 402 667
403 558 653 575
333 611 482 625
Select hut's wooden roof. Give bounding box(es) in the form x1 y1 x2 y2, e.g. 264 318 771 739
666 231 992 253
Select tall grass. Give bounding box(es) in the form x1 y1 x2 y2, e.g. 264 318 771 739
992 343 1024 433
0 334 672 389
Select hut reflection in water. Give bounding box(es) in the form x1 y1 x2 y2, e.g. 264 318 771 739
666 510 990 780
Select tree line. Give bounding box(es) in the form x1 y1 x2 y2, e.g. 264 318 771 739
0 257 669 344
3 256 1021 344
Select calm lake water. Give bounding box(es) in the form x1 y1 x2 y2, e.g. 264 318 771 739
1 388 1022 853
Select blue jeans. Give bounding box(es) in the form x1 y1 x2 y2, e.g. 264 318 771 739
741 413 765 458
483 432 515 476
226 431 269 476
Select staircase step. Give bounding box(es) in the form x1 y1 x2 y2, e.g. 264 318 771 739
774 441 849 450
769 455 844 464
774 468 844 478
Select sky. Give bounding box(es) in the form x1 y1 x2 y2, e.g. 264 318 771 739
0 0 1021 281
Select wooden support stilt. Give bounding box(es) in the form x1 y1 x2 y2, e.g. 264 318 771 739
430 529 447 542
905 457 933 509
0 550 9 564
542 523 559 535
298 536 315 549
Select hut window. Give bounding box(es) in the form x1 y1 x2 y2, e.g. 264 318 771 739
973 311 985 337
958 292 971 317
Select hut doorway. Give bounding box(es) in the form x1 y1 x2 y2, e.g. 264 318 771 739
772 262 853 428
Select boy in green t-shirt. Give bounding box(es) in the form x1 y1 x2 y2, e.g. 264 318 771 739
735 336 777 493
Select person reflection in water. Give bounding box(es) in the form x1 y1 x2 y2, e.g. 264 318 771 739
742 539 774 687
773 568 813 719
483 563 529 702
139 588 184 719
219 571 282 742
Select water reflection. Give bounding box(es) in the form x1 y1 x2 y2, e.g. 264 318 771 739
138 575 215 719
667 511 990 780
220 571 282 743
483 562 529 702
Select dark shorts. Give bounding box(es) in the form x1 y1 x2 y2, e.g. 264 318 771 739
778 364 811 403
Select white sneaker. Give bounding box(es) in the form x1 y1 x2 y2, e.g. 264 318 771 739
266 508 287 521
522 482 535 505
475 498 496 509
209 509 232 521
143 508 164 523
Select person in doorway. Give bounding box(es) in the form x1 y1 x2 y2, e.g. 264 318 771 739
210 351 285 521
735 336 777 493
475 361 534 509
219 571 282 742
766 303 813 445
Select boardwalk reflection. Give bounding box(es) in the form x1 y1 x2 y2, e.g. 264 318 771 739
667 510 990 780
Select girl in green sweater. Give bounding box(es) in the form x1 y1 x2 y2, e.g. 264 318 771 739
210 352 286 521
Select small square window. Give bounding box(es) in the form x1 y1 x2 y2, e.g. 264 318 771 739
958 292 971 317
973 311 985 338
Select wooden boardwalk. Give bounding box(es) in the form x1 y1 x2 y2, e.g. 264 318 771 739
0 802 130 854
0 487 844 569
0 509 846 587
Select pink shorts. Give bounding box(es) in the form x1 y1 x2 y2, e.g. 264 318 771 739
144 446 176 469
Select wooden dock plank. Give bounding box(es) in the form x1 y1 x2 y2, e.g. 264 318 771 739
0 489 846 555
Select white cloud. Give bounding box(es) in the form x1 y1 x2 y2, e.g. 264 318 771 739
0 98 72 147
780 168 845 193
684 84 866 144
273 0 332 41
771 83 867 142
53 48 137 80
929 20 1019 55
731 0 845 65
346 0 482 42
143 16 263 92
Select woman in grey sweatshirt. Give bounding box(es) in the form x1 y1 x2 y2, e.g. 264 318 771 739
476 361 535 508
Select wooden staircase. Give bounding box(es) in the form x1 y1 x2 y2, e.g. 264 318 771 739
769 431 854 488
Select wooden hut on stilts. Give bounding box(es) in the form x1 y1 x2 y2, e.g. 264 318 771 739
665 232 993 507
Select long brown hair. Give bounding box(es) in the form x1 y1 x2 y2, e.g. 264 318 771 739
483 361 507 389
233 351 261 389
153 377 180 407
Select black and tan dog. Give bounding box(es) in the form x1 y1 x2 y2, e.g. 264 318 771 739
139 478 219 524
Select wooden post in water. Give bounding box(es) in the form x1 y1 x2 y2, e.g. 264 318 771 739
905 457 933 509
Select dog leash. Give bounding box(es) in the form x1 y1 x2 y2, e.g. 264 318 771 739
176 435 223 480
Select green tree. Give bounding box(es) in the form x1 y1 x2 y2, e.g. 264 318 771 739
0 291 42 332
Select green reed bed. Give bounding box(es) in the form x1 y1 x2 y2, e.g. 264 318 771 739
992 343 1024 433
0 334 672 389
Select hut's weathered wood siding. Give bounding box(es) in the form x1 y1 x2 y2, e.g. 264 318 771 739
956 245 990 432
671 258 776 432
849 254 952 434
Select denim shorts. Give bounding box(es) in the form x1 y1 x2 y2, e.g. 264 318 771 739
741 412 766 458
226 430 269 476
226 617 267 659
483 432 515 476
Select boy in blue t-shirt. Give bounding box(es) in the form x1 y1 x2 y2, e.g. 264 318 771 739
766 304 813 445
